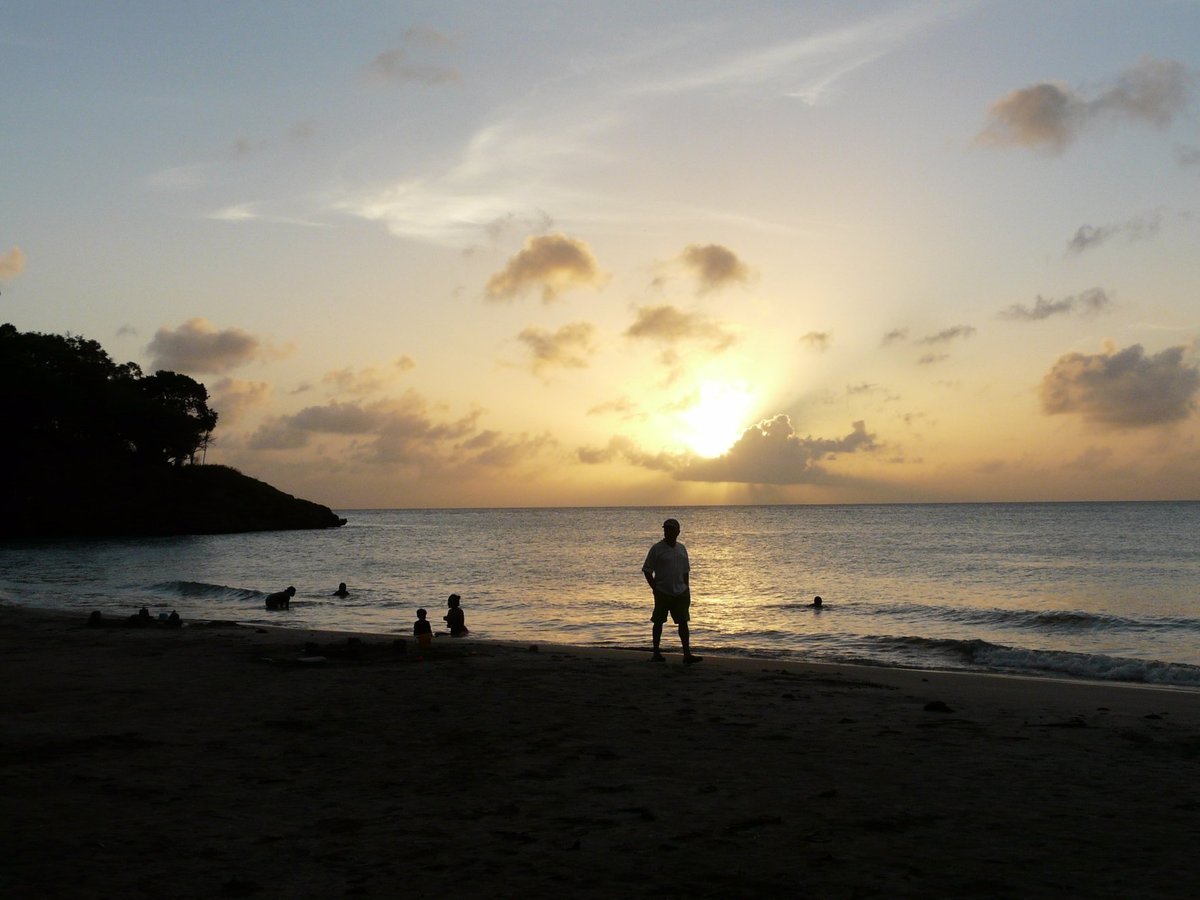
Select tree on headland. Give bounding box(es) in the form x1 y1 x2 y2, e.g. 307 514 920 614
0 322 344 536
0 322 217 468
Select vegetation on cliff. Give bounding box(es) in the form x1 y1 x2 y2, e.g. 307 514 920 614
0 323 345 537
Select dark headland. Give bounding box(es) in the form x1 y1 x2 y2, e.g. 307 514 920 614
1 463 346 538
0 322 345 538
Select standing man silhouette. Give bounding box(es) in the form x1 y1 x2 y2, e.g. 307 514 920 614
642 518 702 665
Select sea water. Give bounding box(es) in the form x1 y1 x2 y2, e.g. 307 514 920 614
1 503 1197 687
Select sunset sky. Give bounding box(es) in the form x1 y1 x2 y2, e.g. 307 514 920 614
4 1 1199 508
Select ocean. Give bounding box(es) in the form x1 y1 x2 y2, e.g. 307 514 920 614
2 503 1198 687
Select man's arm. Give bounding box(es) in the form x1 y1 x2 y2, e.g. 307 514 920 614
642 546 656 591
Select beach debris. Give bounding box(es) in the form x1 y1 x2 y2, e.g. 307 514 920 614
923 700 953 713
220 876 261 897
1042 715 1089 728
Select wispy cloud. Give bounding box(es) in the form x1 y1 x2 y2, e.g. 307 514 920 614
1067 211 1165 254
998 288 1113 321
362 27 460 86
208 203 330 228
632 3 970 103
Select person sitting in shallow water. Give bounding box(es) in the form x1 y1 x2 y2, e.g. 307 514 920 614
414 607 433 649
265 586 296 610
332 582 349 598
444 593 469 636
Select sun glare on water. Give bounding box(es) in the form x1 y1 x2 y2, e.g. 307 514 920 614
679 381 757 457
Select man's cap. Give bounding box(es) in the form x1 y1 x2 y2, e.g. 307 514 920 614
662 518 680 529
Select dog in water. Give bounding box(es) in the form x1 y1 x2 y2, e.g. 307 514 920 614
264 586 296 610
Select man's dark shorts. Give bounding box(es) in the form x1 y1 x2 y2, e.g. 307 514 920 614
651 589 691 625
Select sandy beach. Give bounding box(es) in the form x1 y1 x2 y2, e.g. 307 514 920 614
3 604 1199 899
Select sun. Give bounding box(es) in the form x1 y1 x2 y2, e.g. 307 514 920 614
679 381 757 457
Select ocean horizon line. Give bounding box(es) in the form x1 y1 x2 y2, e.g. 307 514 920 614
331 498 1200 512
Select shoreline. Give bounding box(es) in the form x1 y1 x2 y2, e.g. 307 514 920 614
4 603 1200 898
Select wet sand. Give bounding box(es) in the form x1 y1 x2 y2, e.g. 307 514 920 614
3 604 1199 899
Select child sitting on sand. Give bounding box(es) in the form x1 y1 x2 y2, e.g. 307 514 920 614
444 593 469 636
414 608 433 649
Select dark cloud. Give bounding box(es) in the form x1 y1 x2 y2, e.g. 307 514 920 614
0 246 25 278
457 430 557 468
679 244 752 293
517 322 596 373
1067 212 1163 253
676 416 876 484
485 233 606 303
801 331 831 351
575 436 688 472
624 305 736 353
998 288 1113 321
249 393 487 469
146 318 271 374
917 325 975 345
975 58 1192 154
1040 342 1200 428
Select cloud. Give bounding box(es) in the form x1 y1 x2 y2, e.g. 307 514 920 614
363 28 459 86
575 436 690 472
322 360 413 397
1179 145 1200 167
0 246 26 278
207 202 330 228
1067 212 1163 253
679 244 752 293
1040 342 1200 428
146 319 277 374
998 288 1113 321
975 58 1192 153
209 378 272 425
624 305 736 354
917 325 975 345
517 322 596 374
587 397 641 419
677 416 876 484
249 393 482 465
244 392 558 477
485 233 607 303
801 331 832 351
881 328 908 347
917 353 949 366
458 430 557 468
633 3 965 102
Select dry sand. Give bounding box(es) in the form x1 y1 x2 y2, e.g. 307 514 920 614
2 604 1199 899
